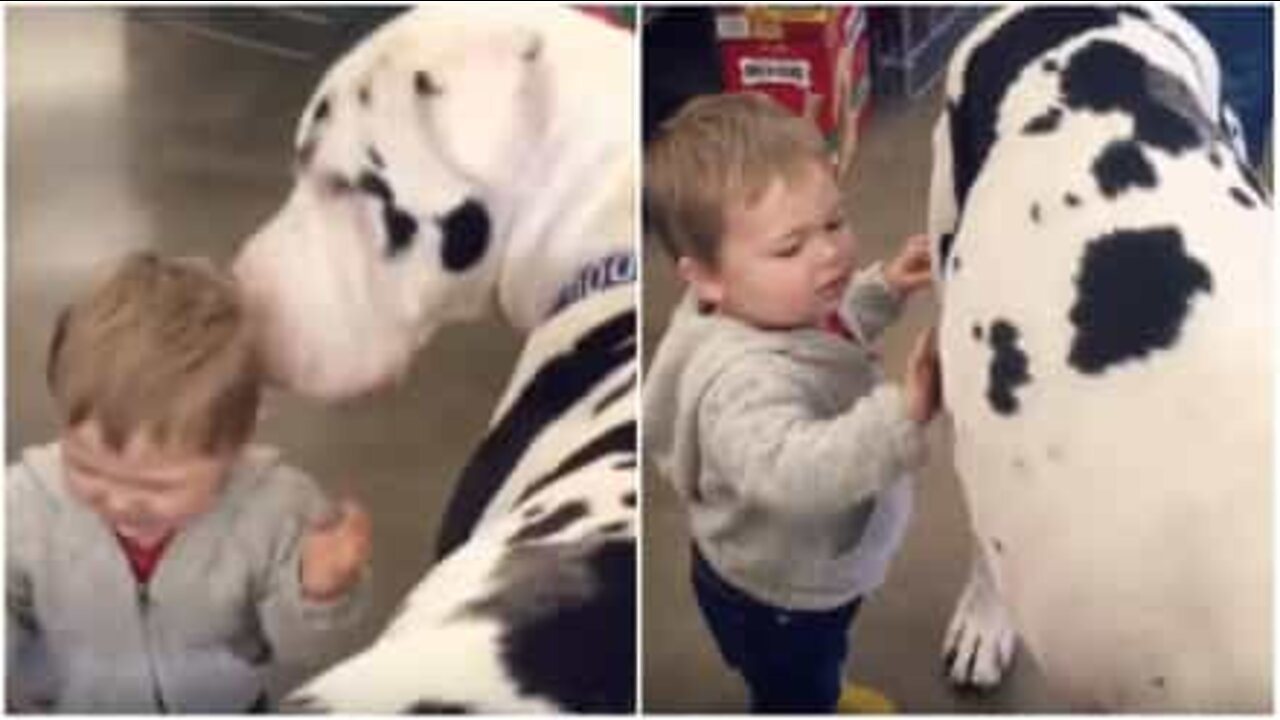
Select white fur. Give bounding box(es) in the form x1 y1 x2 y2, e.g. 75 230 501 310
232 5 636 712
930 6 1271 710
286 284 635 713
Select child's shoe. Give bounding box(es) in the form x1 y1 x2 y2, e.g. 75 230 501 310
837 683 897 714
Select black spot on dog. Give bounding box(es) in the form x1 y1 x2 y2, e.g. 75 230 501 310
992 538 1005 554
357 171 393 203
1093 140 1157 197
938 232 956 275
599 521 628 535
1208 148 1222 168
1064 192 1081 207
517 422 636 505
415 70 442 97
613 458 636 471
972 323 983 341
367 146 385 169
513 540 636 711
1116 5 1151 21
1151 676 1167 690
437 309 635 556
952 255 962 273
988 319 1031 415
1068 227 1212 373
1062 40 1206 154
357 173 419 257
1030 203 1042 223
1230 187 1257 209
439 200 491 272
358 84 371 107
621 491 636 508
522 504 544 520
385 207 419 256
1235 157 1267 200
593 372 636 415
312 96 331 124
950 7 1121 210
1023 106 1063 135
1042 58 1060 73
510 501 589 544
405 700 471 713
465 540 635 712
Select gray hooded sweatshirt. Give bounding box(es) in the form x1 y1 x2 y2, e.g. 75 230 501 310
6 443 371 713
644 265 926 610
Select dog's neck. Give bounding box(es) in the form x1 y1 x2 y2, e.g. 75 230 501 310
496 140 633 331
490 21 634 333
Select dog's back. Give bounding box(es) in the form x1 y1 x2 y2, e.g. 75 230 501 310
930 6 1271 709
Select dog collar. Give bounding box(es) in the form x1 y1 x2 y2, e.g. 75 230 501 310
550 251 636 317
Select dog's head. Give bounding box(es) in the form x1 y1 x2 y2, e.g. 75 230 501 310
234 6 553 400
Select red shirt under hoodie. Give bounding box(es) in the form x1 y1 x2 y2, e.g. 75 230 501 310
116 533 174 584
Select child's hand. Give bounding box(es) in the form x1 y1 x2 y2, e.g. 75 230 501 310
300 498 372 601
885 234 934 299
905 325 942 425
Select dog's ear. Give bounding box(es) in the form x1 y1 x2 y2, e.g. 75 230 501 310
414 24 550 189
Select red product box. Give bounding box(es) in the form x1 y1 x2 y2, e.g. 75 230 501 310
716 6 872 175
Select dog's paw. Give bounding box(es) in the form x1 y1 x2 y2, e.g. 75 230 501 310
941 560 1017 690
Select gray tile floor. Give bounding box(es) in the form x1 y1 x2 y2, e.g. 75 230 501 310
6 7 521 699
641 87 1063 713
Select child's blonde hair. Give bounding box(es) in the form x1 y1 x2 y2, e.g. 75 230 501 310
47 251 261 454
644 92 830 266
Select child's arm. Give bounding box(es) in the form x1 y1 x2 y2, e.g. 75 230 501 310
838 235 932 344
7 466 37 660
256 468 372 668
7 463 54 711
699 357 926 517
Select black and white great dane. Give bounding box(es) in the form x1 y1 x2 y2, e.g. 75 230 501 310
930 5 1270 711
233 5 636 712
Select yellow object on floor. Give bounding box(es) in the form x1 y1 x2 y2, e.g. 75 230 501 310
837 683 897 714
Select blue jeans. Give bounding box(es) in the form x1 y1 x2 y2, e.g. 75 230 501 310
691 547 863 713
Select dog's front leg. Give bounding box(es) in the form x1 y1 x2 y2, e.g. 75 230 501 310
942 545 1017 690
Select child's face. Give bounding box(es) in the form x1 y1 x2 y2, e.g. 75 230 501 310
682 160 857 329
60 421 233 548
